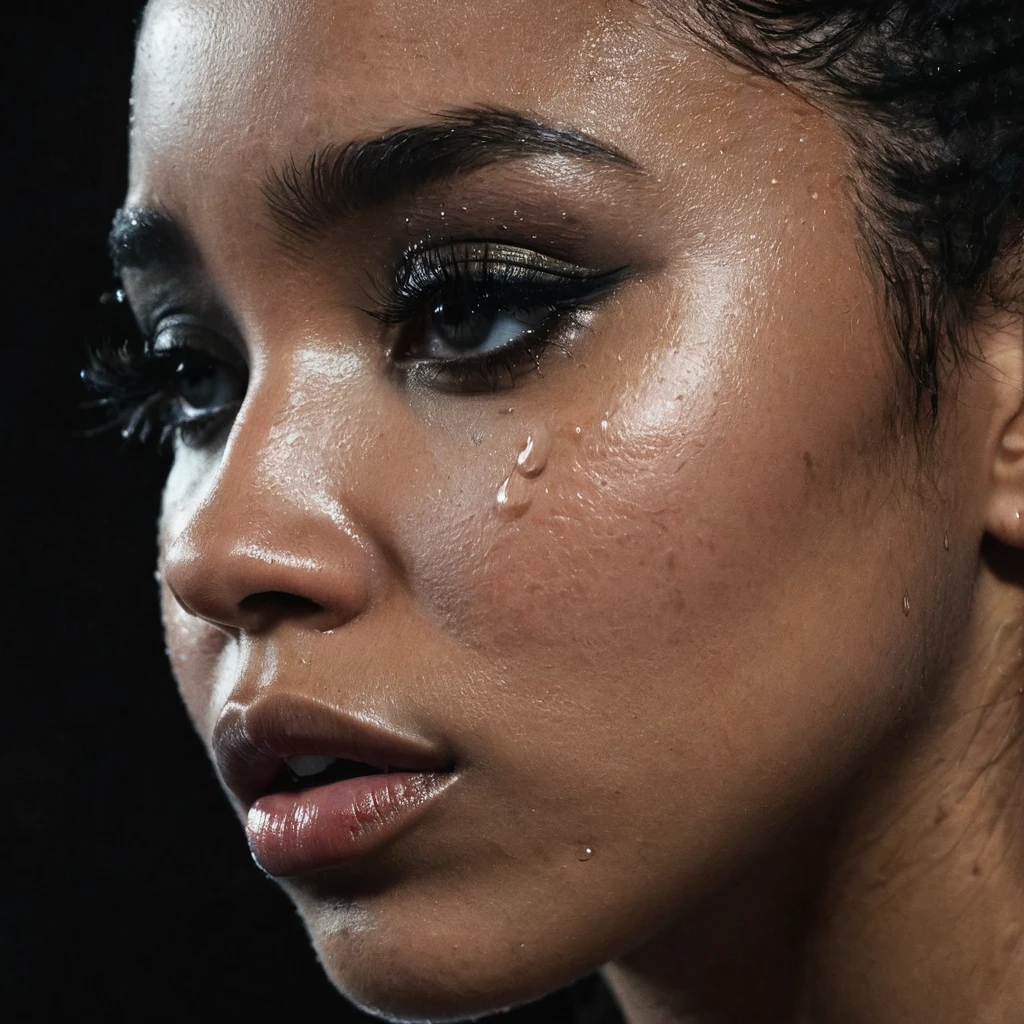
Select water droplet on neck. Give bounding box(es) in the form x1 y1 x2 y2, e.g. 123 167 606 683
943 533 950 551
575 844 594 862
902 594 911 616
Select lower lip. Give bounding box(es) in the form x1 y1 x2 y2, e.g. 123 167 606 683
246 771 452 876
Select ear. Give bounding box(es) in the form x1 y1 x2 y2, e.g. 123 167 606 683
982 312 1024 549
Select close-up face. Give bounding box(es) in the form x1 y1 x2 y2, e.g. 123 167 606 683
115 0 1018 1019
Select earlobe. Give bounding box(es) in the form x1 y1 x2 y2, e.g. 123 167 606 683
984 314 1024 549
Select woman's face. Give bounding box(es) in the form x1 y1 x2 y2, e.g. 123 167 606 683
126 0 989 1017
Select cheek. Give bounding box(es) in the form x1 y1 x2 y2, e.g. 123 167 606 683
420 303 927 828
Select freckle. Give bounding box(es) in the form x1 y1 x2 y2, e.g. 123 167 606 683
933 804 948 825
802 450 814 471
972 863 982 877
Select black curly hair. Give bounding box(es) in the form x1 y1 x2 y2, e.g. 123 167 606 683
654 0 1024 419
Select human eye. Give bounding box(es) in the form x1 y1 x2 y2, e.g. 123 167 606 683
83 292 247 449
368 241 628 392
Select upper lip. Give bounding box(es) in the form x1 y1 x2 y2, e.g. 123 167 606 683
212 695 454 808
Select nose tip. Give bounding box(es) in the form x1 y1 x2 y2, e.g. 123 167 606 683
162 525 372 636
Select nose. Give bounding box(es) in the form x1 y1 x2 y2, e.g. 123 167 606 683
161 453 373 636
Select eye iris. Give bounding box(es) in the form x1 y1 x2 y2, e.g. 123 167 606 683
430 289 546 355
432 291 499 351
174 359 227 410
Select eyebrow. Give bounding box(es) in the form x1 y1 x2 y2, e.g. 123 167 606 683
265 105 642 245
109 105 641 271
108 207 194 274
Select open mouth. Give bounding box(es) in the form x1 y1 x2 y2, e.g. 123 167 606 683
270 754 387 794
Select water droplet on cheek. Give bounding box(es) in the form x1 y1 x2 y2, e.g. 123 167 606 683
494 429 553 519
495 471 533 518
516 432 551 477
575 845 595 862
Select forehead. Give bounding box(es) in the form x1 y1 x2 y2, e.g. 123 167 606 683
132 0 668 168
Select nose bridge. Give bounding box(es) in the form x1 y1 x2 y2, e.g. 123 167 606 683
161 355 375 635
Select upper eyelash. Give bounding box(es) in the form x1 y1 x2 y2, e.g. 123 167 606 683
82 334 183 445
363 240 625 326
83 300 241 447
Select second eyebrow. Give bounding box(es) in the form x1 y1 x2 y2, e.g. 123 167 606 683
262 105 643 247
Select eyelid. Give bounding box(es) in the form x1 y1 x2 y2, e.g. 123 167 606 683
146 312 249 376
366 238 628 325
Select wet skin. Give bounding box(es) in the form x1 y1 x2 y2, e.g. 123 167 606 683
123 1 1024 1021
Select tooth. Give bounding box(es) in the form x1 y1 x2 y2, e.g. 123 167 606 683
286 754 337 777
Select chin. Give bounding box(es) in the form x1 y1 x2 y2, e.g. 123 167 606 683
294 891 593 1023
315 935 562 1022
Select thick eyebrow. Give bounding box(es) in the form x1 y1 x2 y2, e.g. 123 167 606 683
108 207 194 275
263 105 643 246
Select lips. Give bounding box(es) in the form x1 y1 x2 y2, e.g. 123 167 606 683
213 696 455 875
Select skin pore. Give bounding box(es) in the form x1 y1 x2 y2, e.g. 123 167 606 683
120 1 1024 1021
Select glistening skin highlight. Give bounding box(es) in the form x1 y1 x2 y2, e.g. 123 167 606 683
94 1 1024 1022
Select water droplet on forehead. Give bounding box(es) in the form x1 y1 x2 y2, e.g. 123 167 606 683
575 845 594 862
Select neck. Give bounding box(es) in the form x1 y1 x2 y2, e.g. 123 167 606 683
604 565 1024 1024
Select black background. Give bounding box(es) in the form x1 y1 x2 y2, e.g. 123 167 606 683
8 5 617 1020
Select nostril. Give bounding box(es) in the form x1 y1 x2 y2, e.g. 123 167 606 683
238 591 324 619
